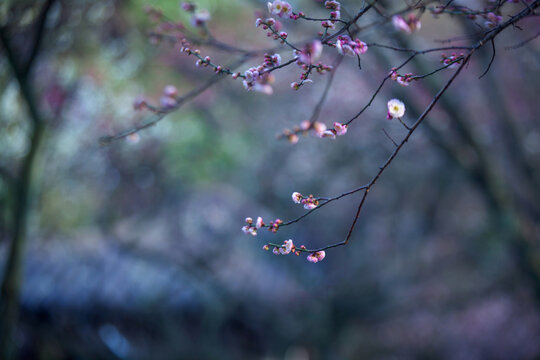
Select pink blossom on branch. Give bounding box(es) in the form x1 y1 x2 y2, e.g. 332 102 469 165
191 10 210 27
297 40 323 64
307 251 326 263
335 35 368 57
334 122 348 136
267 0 293 18
392 14 421 34
292 192 303 204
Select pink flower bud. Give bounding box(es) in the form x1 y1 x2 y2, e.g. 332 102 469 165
163 85 178 98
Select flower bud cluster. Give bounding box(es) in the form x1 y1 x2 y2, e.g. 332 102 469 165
180 2 196 12
268 219 283 233
242 217 265 236
389 68 415 87
180 2 211 27
242 56 279 94
484 12 503 27
277 120 316 143
321 1 341 29
319 122 348 139
160 85 178 109
263 241 326 263
180 41 239 77
392 14 421 34
290 47 333 91
333 35 368 57
255 18 289 44
440 53 464 69
242 217 283 235
307 251 326 263
291 192 319 210
430 5 505 24
278 119 346 143
272 239 298 255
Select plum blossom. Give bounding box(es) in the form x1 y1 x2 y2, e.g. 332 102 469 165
335 35 368 56
292 192 303 204
297 40 323 64
441 53 464 69
268 218 283 233
392 14 421 34
324 0 340 10
334 122 348 136
242 66 275 95
242 52 285 94
242 225 257 236
321 20 336 29
181 2 196 12
322 0 340 28
320 130 336 139
307 251 326 263
264 53 281 67
302 195 319 210
163 85 178 98
242 217 258 236
133 97 147 110
267 0 293 18
318 122 347 139
279 239 295 254
191 9 210 27
159 84 179 109
313 121 327 137
287 133 299 144
256 217 265 229
126 133 141 144
389 69 414 86
484 12 503 28
387 99 406 119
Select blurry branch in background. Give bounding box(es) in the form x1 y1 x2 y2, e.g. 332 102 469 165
0 167 14 186
99 56 250 145
0 0 56 358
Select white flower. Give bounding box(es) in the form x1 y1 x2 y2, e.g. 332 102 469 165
319 129 336 139
268 0 292 18
256 217 264 229
271 53 281 66
387 99 406 119
303 202 318 210
279 239 294 254
292 192 303 204
191 10 210 27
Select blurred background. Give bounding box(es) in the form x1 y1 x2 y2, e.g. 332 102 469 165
1 0 540 359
